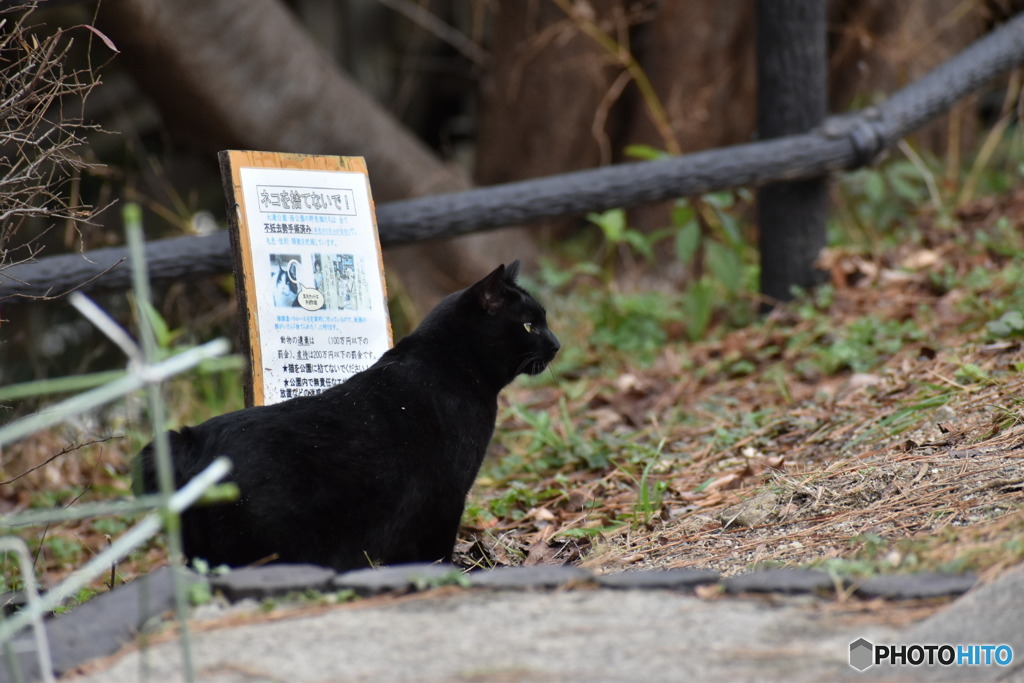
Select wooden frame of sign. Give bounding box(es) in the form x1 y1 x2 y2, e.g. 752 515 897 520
219 150 392 407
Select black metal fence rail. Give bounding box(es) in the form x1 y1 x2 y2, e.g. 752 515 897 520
2 13 1023 303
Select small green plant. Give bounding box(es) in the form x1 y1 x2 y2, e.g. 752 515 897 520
579 189 757 352
553 523 626 540
38 535 86 567
790 314 927 376
833 161 933 249
986 310 1024 339
52 587 98 615
672 192 758 340
185 557 231 605
954 362 993 386
134 297 188 357
135 299 246 419
626 457 668 526
977 216 1024 257
0 554 24 594
484 482 539 520
411 569 470 591
873 388 956 438
189 557 231 576
187 581 214 606
588 291 677 363
255 589 352 613
851 532 890 561
503 399 611 473
92 517 129 537
586 209 671 280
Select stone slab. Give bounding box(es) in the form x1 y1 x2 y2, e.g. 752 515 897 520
209 563 336 602
724 568 840 595
333 564 464 596
0 565 204 683
466 565 592 589
853 572 977 600
596 568 720 591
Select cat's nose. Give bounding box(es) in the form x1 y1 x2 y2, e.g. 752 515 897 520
547 330 560 353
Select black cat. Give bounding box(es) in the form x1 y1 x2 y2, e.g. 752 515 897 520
136 261 559 570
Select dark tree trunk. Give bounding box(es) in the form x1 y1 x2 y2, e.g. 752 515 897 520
95 0 467 201
623 0 757 241
628 0 756 154
474 0 625 238
95 0 528 311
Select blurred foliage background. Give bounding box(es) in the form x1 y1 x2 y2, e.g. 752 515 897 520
3 0 1022 388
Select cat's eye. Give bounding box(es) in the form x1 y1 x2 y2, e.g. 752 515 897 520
523 322 533 333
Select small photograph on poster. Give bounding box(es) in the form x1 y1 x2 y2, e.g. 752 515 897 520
312 253 374 311
269 253 328 311
269 253 302 308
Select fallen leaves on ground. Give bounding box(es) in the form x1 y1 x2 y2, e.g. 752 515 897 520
459 186 1024 582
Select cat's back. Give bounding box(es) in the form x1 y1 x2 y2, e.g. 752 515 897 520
170 347 471 462
322 338 498 437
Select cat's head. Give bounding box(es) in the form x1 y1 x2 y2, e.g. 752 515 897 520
458 260 560 384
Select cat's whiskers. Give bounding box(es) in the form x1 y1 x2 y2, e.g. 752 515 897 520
515 350 553 377
546 358 558 382
515 354 537 376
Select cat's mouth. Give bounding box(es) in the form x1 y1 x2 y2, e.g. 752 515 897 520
524 357 550 375
520 348 558 376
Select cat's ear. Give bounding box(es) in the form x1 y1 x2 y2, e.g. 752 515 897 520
504 259 521 283
476 263 508 315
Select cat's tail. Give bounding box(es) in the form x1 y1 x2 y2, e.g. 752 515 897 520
130 428 195 497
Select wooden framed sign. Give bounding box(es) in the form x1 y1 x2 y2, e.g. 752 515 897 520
219 150 392 407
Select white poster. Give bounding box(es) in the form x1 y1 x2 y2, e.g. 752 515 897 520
238 165 391 404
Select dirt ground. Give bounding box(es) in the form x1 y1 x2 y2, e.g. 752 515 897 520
457 187 1024 583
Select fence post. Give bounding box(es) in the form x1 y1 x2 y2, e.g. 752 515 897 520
756 0 828 304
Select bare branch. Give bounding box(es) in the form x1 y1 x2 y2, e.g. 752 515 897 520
0 4 112 266
0 436 122 487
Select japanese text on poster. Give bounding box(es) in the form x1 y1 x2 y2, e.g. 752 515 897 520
232 159 390 405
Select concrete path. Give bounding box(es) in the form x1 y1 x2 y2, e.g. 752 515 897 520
4 565 1019 679
73 589 900 682
5 563 1023 682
